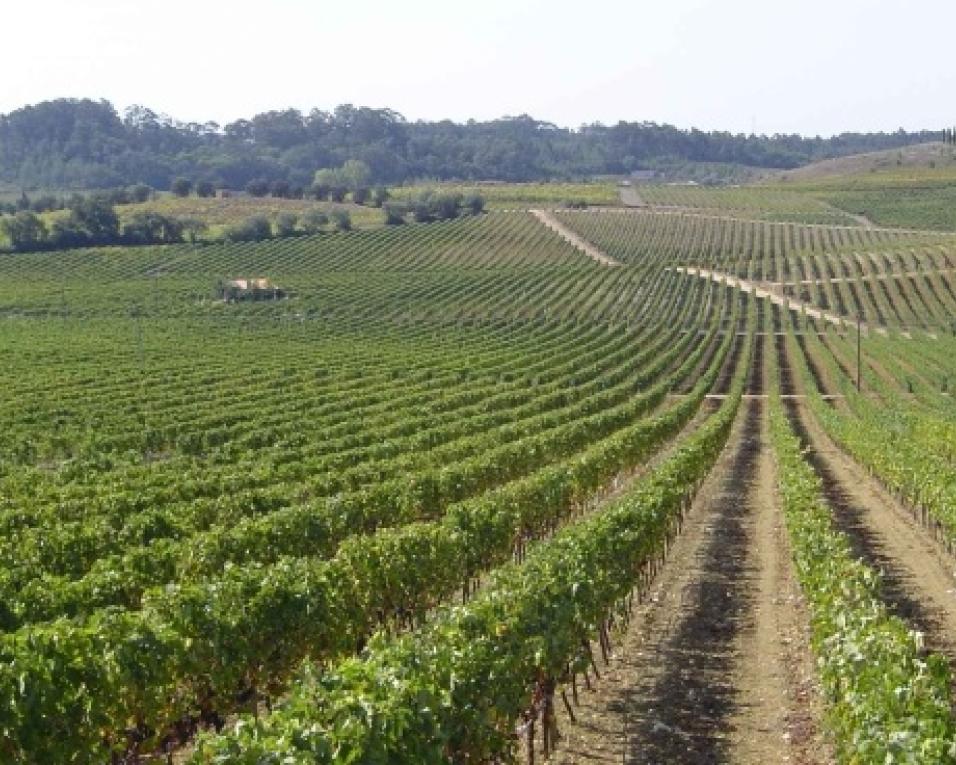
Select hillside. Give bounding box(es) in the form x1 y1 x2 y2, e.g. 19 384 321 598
778 141 956 181
0 98 942 191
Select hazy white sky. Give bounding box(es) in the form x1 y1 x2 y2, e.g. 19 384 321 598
2 0 954 136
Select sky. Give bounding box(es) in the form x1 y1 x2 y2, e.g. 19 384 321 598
2 0 954 137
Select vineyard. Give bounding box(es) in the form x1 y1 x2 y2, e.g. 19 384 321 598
2 187 956 764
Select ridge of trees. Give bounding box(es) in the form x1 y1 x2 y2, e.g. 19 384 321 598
0 98 941 191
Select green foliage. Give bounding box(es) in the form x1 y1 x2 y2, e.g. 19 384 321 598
767 341 956 762
0 210 46 250
171 178 193 197
223 214 272 242
0 98 941 191
299 208 329 234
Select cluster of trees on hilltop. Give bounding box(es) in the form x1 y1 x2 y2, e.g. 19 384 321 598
0 98 943 191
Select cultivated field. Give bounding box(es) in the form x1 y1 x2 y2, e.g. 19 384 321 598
2 180 956 763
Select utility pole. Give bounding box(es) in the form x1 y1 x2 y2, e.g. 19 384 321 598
856 314 862 392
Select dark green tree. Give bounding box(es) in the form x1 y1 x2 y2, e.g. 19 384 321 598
171 178 192 197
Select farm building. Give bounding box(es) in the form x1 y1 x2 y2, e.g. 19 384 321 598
218 277 286 302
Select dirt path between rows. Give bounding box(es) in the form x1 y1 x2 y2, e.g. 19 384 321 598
549 342 831 765
675 266 889 337
531 209 622 267
619 185 647 208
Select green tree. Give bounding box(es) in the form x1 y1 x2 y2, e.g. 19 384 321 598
300 208 329 233
245 179 270 197
195 180 216 198
340 159 372 190
275 212 299 237
68 196 120 243
224 215 272 242
371 186 389 207
331 210 352 231
383 204 406 225
1 211 47 250
129 183 154 203
463 192 485 215
179 217 208 243
171 178 192 197
122 212 184 244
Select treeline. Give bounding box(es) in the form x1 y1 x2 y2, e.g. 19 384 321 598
0 99 942 190
0 196 360 252
0 197 204 251
0 184 154 215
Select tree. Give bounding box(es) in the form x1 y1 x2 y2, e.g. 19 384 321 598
224 215 272 242
1 211 47 251
371 186 389 207
270 180 292 198
300 209 329 233
129 183 154 203
433 192 462 220
313 167 343 189
331 210 352 231
195 180 216 198
340 159 371 190
68 196 120 243
352 186 370 205
463 192 485 215
275 212 299 237
122 212 184 244
245 178 270 197
180 217 208 243
383 204 406 225
171 178 192 197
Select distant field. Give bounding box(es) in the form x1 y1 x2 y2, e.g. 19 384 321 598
389 181 619 209
122 194 384 234
634 183 859 224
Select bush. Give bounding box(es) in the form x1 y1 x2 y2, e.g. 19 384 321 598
195 180 216 198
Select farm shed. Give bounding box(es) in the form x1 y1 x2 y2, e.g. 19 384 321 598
218 277 286 302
